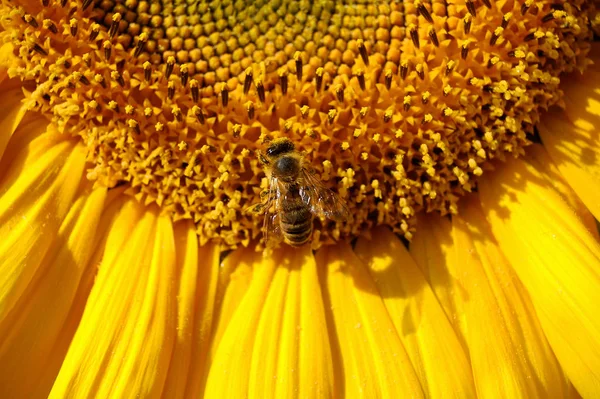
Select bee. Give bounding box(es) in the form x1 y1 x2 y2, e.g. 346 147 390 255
247 138 350 247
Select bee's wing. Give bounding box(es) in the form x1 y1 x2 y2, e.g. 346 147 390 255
263 176 284 247
299 168 350 222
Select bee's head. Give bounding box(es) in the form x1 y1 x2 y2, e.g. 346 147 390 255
265 138 295 158
263 138 301 182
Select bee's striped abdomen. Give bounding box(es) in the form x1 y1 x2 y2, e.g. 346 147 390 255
280 198 313 247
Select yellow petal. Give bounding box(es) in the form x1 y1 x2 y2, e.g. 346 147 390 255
456 197 573 397
206 246 335 399
208 246 257 354
31 189 131 398
0 136 86 323
354 227 475 398
317 243 424 398
50 203 177 398
162 221 220 399
527 144 599 241
538 78 600 221
480 157 600 397
0 42 17 83
0 79 28 166
0 186 107 398
410 214 469 350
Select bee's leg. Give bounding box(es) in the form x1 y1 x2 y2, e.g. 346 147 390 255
260 189 270 199
258 151 270 165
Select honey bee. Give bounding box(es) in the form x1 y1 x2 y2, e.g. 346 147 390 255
247 138 350 247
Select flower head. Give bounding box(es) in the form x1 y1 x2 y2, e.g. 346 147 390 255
0 0 600 397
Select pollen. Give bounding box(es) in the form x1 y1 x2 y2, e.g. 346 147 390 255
1 0 598 249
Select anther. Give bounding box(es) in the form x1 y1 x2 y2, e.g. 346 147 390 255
111 70 124 87
109 13 121 38
409 25 420 49
243 67 253 95
400 61 409 79
89 24 100 41
94 74 106 88
125 105 134 115
542 12 555 23
168 81 175 99
43 19 58 33
428 27 439 47
524 31 537 42
60 0 67 7
143 61 151 82
82 53 91 66
327 109 336 124
82 0 94 10
416 1 433 23
76 72 90 85
134 32 148 57
246 101 255 119
294 51 303 82
165 56 175 79
172 106 182 122
300 105 310 119
193 105 205 124
422 91 430 104
356 69 365 90
103 41 112 60
461 42 469 59
521 0 532 15
490 27 503 46
220 84 229 107
466 0 476 16
357 39 369 66
180 65 188 86
335 84 344 102
232 124 242 138
315 67 324 92
403 95 411 111
23 15 39 28
42 0 49 6
415 63 424 80
256 80 265 102
127 119 140 134
464 15 472 34
69 18 78 36
445 60 456 75
482 0 492 9
384 110 393 123
384 69 392 89
32 43 47 56
501 12 512 29
279 70 288 95
190 79 199 102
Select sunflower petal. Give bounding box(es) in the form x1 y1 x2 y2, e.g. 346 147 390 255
480 157 600 397
354 227 476 398
0 137 85 323
49 204 177 398
537 77 600 221
317 243 424 398
527 144 599 240
162 221 220 399
206 247 335 398
456 198 573 397
0 79 29 168
410 214 469 350
0 186 106 398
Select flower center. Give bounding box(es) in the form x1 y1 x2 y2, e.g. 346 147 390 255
1 0 597 248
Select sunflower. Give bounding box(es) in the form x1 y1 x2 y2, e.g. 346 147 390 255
1 0 600 397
